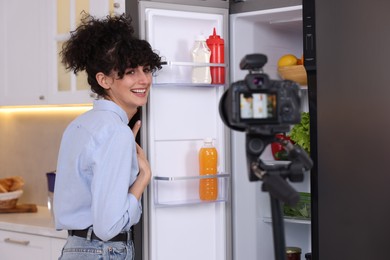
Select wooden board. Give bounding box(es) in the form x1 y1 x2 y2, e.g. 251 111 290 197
0 204 38 213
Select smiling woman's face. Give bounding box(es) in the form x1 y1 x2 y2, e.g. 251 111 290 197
103 66 153 116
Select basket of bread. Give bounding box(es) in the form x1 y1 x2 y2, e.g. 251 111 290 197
0 176 25 209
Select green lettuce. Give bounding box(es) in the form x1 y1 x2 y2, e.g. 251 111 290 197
288 112 310 153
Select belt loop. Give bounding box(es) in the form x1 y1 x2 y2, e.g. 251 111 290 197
86 226 93 241
127 229 131 242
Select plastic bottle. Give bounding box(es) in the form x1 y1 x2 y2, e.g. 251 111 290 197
191 35 212 84
206 28 225 84
199 138 218 201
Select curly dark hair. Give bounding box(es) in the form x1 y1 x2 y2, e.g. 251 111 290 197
60 13 162 97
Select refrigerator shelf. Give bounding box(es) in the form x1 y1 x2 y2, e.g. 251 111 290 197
153 173 230 207
263 216 311 225
152 83 224 88
161 61 227 67
154 60 227 85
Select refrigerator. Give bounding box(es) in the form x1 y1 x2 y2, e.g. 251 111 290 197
304 0 390 259
127 1 309 259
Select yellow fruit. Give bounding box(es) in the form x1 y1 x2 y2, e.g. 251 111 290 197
278 54 298 67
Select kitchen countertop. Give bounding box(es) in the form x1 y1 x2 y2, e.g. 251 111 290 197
0 206 67 239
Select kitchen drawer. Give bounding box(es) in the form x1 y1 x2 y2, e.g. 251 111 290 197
51 237 66 259
0 230 51 260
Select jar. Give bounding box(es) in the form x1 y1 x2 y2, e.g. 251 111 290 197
286 247 301 260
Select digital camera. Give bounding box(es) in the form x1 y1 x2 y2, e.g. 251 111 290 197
219 54 302 135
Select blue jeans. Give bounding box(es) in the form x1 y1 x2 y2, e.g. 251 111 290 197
59 234 135 260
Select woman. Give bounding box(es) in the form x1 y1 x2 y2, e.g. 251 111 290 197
53 13 162 260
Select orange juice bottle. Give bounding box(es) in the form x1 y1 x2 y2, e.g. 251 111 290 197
199 138 218 201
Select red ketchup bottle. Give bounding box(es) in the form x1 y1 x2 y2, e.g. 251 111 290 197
206 28 225 84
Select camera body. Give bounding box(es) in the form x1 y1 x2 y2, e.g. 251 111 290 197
219 54 302 135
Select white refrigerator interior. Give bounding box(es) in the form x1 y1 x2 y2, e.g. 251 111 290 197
140 3 230 260
230 5 311 260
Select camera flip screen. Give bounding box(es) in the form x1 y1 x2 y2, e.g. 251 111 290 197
239 93 277 120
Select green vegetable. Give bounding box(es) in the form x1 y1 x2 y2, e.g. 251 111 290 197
274 150 289 160
288 112 310 154
283 192 311 219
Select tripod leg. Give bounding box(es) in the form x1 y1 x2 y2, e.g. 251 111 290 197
270 195 287 260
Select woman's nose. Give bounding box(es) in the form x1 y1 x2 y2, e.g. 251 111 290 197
138 70 151 84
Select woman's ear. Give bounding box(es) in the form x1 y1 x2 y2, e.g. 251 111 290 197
96 72 111 90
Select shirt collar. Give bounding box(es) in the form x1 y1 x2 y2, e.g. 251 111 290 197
93 99 129 124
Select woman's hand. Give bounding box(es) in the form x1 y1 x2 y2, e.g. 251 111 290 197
135 143 151 185
131 120 141 139
129 120 152 199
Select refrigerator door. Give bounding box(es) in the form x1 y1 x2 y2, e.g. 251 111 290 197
139 2 231 260
230 5 311 260
312 0 390 258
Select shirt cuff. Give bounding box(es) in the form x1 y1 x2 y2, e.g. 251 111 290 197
127 193 142 228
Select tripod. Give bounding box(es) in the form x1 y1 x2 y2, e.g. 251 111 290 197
246 133 313 260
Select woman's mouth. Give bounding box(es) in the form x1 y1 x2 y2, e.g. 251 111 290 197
131 88 147 96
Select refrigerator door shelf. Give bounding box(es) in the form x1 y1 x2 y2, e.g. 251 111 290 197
263 216 311 225
152 83 225 87
162 61 227 67
155 61 226 84
153 173 230 207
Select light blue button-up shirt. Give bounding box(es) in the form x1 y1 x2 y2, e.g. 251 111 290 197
54 99 141 241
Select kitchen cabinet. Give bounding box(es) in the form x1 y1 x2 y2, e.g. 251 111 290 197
48 0 126 105
51 237 67 259
0 0 50 106
0 0 125 107
0 229 65 260
0 206 67 260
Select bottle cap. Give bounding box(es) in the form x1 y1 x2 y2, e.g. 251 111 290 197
196 35 207 41
204 137 213 144
206 28 224 45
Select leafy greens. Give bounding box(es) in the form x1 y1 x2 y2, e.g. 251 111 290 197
288 112 310 153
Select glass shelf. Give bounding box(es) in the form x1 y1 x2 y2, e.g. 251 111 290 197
161 61 227 67
152 83 224 88
154 60 227 85
263 216 311 225
153 173 230 207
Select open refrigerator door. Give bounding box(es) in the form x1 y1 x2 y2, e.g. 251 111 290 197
229 5 311 260
138 2 231 260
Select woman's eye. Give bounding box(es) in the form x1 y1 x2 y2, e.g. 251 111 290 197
125 70 135 75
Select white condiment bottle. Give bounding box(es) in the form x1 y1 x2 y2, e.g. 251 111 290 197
191 35 212 84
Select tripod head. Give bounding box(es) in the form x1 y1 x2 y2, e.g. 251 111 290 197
246 133 313 206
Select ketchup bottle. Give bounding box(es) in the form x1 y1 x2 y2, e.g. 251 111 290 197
206 28 225 84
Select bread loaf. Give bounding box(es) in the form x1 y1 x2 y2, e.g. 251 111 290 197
0 176 25 193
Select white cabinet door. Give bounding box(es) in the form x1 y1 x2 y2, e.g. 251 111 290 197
51 237 66 259
48 0 126 105
0 0 50 106
0 230 51 260
0 0 125 107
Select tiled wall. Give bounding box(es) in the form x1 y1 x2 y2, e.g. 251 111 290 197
0 108 87 206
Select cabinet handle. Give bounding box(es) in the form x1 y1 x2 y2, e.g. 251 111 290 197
4 238 30 246
39 95 45 100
